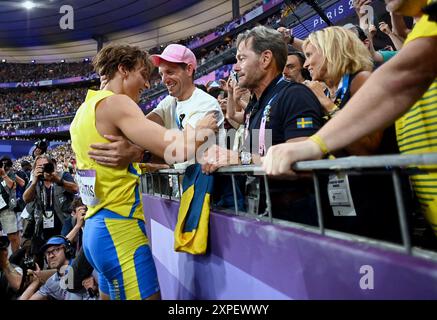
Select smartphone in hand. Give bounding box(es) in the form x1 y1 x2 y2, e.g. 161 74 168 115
231 70 239 84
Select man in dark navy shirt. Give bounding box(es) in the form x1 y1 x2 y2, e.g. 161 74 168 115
245 75 324 148
202 25 324 224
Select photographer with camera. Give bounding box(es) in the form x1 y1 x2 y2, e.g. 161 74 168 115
0 236 22 299
19 235 96 300
61 197 86 253
0 156 25 253
22 155 78 261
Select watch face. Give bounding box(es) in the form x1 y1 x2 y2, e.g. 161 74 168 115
241 151 252 165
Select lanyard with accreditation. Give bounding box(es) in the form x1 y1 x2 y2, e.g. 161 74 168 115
244 77 285 156
324 74 357 217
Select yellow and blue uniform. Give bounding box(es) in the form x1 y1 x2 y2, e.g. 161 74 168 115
70 90 159 299
396 6 437 236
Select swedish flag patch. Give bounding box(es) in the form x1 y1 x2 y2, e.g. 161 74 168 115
297 117 313 128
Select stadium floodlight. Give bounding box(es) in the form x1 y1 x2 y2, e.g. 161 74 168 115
22 1 36 10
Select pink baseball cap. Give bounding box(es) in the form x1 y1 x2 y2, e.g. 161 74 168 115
150 44 197 69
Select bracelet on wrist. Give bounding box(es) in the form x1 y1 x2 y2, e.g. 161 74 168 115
308 134 329 156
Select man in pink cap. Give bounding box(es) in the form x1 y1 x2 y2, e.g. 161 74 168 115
149 44 198 101
146 44 225 196
88 44 223 169
147 44 224 139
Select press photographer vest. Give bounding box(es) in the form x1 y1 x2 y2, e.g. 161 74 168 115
33 176 72 225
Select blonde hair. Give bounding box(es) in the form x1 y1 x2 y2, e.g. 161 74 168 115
302 26 373 82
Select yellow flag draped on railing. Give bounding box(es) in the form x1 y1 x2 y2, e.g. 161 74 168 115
174 164 214 255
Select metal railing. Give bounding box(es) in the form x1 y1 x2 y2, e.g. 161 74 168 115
141 153 437 261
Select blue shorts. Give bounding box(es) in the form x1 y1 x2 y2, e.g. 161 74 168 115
83 209 159 300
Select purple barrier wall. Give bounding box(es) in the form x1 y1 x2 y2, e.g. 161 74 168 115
143 194 437 300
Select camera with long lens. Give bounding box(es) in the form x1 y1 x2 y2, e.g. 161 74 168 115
38 162 55 181
0 236 10 250
44 162 55 174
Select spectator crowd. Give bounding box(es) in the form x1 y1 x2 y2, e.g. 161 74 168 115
0 62 95 83
0 0 281 134
0 88 86 122
1 0 436 300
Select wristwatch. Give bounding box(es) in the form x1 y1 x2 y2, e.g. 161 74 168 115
240 151 252 165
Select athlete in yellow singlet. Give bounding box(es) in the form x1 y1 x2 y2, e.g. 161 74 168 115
70 44 217 300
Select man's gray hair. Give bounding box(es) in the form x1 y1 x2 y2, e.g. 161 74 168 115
236 25 287 72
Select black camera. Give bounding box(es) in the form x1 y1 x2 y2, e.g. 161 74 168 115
38 162 55 181
35 139 48 153
43 162 55 174
0 236 10 250
23 256 36 270
33 139 48 158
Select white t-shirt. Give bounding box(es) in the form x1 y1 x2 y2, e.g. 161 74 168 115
152 88 224 130
151 88 225 168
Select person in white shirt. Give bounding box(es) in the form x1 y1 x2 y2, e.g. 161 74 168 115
89 44 223 167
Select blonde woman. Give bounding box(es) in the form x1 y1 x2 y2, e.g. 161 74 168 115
298 26 402 241
303 26 382 155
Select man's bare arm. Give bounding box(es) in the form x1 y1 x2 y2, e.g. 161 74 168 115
146 112 165 126
101 95 216 164
89 135 145 167
2 263 22 291
90 108 216 166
